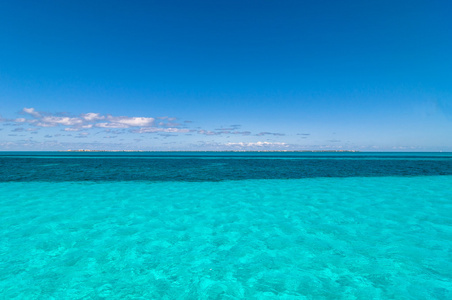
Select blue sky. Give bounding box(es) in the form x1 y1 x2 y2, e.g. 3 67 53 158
1 0 451 151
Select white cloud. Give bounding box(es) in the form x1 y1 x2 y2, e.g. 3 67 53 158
82 113 104 121
198 130 219 135
197 129 251 136
225 142 289 147
14 108 163 130
95 122 130 128
256 132 285 136
108 116 155 127
7 108 279 145
35 122 57 127
23 107 41 117
41 116 83 126
133 127 190 133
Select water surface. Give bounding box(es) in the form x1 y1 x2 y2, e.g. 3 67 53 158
0 152 451 299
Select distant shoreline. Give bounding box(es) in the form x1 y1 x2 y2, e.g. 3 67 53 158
2 150 451 153
62 150 359 153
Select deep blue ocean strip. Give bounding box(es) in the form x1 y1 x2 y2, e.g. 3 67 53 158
1 153 452 182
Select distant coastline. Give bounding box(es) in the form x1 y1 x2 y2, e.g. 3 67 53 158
62 149 360 153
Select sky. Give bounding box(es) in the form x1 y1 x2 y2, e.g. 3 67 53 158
1 0 451 151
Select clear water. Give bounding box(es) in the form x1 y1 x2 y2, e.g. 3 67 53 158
0 152 451 299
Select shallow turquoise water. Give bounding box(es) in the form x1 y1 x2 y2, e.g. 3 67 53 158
1 173 451 298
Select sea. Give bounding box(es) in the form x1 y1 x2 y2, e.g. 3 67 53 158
0 152 451 299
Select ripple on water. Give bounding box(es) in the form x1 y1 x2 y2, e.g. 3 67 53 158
0 176 451 298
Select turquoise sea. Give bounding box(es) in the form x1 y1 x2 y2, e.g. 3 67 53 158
1 152 451 299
